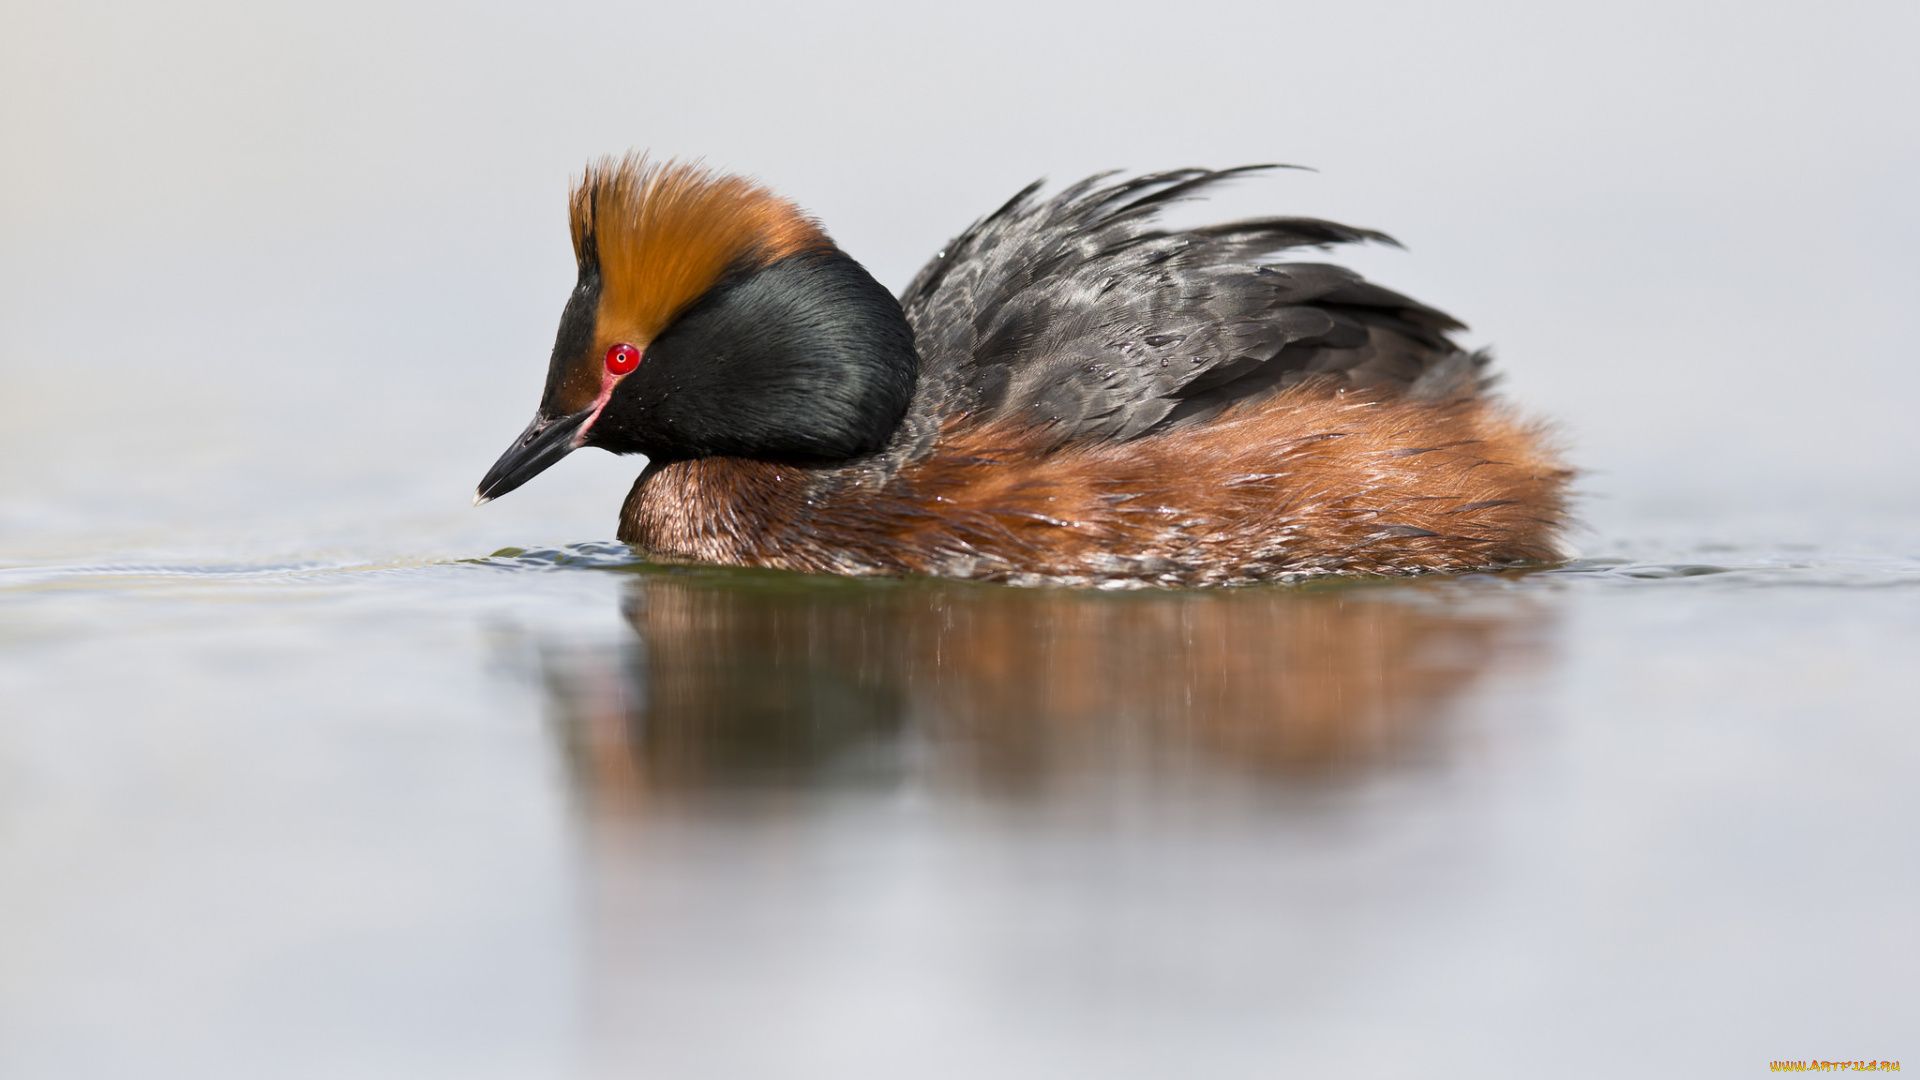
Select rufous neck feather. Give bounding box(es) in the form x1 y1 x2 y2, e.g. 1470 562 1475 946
569 155 830 348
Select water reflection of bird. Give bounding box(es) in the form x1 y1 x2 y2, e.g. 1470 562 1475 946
540 573 1544 800
478 157 1570 586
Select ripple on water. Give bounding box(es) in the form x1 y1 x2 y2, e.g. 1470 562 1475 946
2 539 1916 594
465 541 645 572
1535 553 1920 590
463 542 1920 592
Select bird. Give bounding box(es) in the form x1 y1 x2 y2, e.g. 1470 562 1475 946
475 155 1570 587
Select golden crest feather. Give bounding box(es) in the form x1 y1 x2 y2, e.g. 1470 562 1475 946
569 155 829 351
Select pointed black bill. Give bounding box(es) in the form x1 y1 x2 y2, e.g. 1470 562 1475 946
474 407 594 505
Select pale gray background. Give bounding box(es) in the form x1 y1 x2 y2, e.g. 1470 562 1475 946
5 0 1916 555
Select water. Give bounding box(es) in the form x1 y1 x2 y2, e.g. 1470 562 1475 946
3 515 1916 1078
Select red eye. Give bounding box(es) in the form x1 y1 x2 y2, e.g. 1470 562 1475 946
605 343 641 375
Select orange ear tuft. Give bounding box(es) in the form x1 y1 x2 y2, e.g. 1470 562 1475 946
569 154 830 350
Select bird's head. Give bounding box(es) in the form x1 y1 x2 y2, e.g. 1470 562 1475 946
475 155 918 504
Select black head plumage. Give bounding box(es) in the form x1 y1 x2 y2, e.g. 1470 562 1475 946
586 248 918 463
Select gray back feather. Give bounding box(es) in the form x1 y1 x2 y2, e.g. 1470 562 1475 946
898 168 1487 446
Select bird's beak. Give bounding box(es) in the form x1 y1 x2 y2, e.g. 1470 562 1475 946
473 407 594 505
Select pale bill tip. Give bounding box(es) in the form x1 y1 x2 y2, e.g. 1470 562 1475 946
471 491 491 507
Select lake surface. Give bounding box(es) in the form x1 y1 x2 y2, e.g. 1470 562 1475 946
3 499 1915 1078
